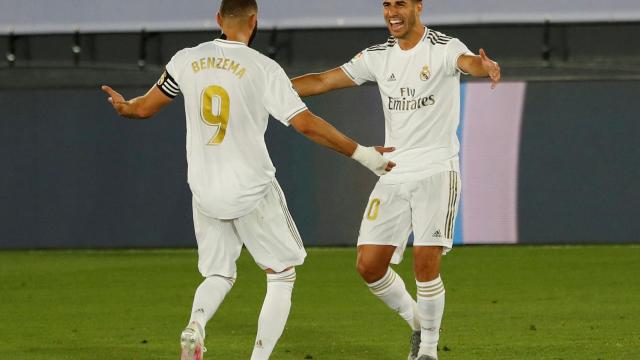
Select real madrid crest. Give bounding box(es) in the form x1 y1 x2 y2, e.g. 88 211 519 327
420 65 431 81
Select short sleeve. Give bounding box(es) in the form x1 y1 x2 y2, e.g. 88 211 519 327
156 52 183 98
341 50 376 85
263 65 307 126
444 38 473 76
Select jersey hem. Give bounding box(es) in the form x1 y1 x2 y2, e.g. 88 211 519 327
380 165 460 185
193 189 267 220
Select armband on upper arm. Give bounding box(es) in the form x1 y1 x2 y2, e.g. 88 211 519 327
156 70 180 98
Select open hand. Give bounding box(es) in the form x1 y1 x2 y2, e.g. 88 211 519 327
101 85 127 114
479 49 501 89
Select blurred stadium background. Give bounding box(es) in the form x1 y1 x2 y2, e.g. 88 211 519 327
1 0 639 249
1 1 639 359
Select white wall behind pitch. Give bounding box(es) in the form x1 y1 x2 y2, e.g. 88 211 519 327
2 0 640 34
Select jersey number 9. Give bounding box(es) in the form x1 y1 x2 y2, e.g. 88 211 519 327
201 85 230 145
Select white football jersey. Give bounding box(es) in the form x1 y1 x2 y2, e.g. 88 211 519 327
341 27 472 184
159 39 307 219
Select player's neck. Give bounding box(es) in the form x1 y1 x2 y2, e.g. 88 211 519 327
220 29 251 45
397 25 425 51
225 34 249 45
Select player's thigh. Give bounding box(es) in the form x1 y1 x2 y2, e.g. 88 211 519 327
235 180 306 273
358 181 412 264
192 201 243 278
410 171 461 254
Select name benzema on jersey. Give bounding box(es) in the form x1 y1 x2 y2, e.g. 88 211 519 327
191 56 247 79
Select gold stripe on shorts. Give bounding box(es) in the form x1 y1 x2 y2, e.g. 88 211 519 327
271 181 304 249
450 172 460 239
444 171 459 239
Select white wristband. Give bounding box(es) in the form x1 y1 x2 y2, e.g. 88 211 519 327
351 144 390 176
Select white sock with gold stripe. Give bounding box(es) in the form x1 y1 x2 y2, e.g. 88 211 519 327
416 276 445 358
367 268 420 331
188 275 235 338
250 268 296 360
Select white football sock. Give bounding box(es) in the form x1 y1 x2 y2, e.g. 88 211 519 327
416 276 445 358
250 268 296 360
367 268 420 331
188 275 235 338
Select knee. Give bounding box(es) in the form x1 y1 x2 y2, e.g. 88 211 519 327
266 268 296 289
356 259 387 283
413 263 440 282
206 274 236 289
413 247 442 282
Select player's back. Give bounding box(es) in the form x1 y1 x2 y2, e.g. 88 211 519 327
163 38 306 219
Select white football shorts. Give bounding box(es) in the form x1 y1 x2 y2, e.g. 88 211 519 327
358 171 461 264
192 179 306 278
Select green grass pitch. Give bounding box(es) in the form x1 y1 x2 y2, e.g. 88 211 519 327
1 245 639 359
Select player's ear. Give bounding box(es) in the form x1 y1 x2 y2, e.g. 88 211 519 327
415 0 423 13
216 12 223 28
248 13 257 30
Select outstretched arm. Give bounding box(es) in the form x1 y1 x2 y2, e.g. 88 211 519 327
457 48 501 89
101 85 173 119
291 68 357 97
290 110 395 175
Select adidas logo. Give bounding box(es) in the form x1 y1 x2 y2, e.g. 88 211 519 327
255 340 263 348
432 230 442 238
388 73 396 82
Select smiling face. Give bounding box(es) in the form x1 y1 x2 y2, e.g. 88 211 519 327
383 0 423 39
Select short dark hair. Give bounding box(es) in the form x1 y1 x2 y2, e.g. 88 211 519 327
219 0 258 18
